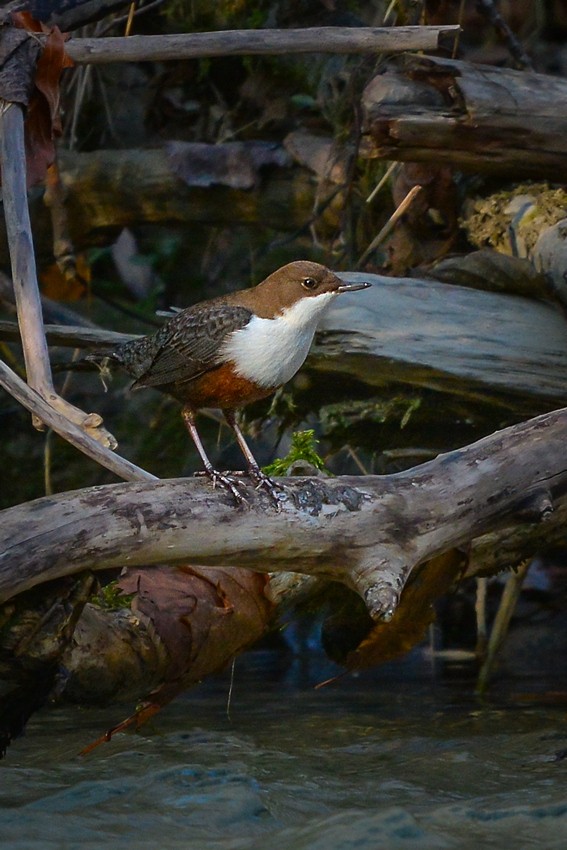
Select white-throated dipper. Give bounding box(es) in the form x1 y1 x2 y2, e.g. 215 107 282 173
92 260 370 502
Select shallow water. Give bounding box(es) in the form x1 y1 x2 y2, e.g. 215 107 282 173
2 650 567 850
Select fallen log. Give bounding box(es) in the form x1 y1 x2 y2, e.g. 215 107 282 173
361 54 567 180
0 145 335 265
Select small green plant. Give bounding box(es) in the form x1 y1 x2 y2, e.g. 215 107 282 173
90 581 134 611
263 429 327 477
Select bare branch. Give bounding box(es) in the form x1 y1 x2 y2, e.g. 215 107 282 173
0 100 118 448
0 357 157 483
64 26 460 65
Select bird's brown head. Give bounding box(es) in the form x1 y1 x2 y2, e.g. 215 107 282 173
239 260 371 319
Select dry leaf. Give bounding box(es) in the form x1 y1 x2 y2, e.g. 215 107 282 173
11 14 73 186
40 252 89 300
81 565 273 753
120 564 273 682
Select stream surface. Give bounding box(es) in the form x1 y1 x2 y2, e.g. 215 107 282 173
1 649 566 850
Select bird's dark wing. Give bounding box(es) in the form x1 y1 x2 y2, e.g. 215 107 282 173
120 304 253 388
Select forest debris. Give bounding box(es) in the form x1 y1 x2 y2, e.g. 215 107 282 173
344 550 467 669
462 183 567 256
8 14 73 186
78 564 273 751
64 26 461 65
428 249 550 301
284 130 347 184
118 565 272 691
384 162 459 273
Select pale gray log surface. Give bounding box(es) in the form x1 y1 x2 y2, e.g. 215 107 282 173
2 407 566 620
320 274 567 406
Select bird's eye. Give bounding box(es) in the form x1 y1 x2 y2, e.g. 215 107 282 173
302 277 318 290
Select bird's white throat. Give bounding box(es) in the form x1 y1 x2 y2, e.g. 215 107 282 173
221 291 336 388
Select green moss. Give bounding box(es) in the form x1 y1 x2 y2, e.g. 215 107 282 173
263 429 327 476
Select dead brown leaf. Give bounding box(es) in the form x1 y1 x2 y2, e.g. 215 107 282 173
118 564 273 686
11 14 73 186
81 565 273 754
40 252 89 300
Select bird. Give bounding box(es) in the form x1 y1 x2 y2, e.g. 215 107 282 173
86 260 371 502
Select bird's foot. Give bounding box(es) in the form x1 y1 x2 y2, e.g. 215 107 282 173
245 467 287 508
193 469 248 506
226 466 287 510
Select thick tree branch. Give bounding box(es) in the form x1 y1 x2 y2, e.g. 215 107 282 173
2 407 566 619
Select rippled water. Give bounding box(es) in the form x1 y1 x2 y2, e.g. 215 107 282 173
2 650 567 850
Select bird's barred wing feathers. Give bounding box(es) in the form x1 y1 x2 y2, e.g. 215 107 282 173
126 304 253 388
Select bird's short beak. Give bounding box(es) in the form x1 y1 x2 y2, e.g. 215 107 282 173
337 281 372 293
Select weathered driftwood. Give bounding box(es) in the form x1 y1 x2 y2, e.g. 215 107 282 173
63 27 460 65
316 272 567 411
2 406 566 620
361 54 567 179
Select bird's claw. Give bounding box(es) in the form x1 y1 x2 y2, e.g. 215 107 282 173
193 469 249 506
196 467 286 508
248 468 287 508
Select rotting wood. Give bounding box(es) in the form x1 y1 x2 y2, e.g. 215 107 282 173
1 406 566 622
63 26 460 65
361 54 567 180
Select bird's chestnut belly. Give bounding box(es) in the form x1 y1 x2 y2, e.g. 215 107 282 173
172 362 275 410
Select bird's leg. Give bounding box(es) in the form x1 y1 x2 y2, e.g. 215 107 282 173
181 406 246 505
223 409 286 505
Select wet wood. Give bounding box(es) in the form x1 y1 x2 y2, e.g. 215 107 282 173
361 55 567 179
